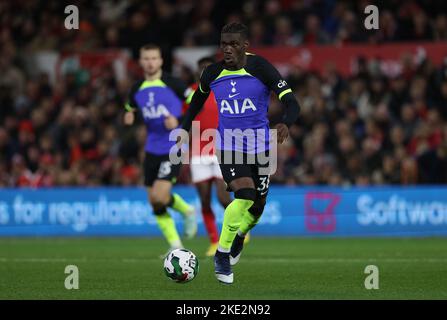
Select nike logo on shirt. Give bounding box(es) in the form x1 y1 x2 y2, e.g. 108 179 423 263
228 93 240 98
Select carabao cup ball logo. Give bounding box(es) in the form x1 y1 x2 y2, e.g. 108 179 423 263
163 248 199 283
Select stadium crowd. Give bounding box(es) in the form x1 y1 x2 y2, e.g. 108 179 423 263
1 0 447 187
2 0 447 53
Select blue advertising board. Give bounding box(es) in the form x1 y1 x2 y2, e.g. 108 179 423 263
0 186 447 237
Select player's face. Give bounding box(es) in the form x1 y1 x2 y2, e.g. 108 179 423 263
220 33 248 69
139 49 163 75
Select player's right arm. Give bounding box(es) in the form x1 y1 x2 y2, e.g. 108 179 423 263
123 80 143 126
180 68 212 132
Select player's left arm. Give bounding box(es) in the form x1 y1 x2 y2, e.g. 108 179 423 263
253 56 301 143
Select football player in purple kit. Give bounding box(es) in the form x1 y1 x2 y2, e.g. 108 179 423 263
124 44 197 257
181 23 301 284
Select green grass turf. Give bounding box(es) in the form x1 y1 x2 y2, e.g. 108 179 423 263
0 237 446 299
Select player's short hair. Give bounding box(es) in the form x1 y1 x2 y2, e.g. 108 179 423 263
197 56 215 66
221 22 249 40
140 44 161 54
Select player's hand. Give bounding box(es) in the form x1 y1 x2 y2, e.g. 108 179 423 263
275 123 289 144
164 115 179 130
124 111 135 125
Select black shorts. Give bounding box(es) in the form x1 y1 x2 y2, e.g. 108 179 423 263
217 150 271 197
143 152 181 187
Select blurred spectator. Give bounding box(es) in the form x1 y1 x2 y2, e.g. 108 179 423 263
301 14 330 45
0 0 445 53
1 0 447 187
433 14 447 41
273 16 300 46
0 52 26 101
375 10 399 43
249 19 272 47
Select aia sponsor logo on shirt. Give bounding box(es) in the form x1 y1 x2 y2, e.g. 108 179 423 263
142 92 170 119
219 98 257 114
219 79 257 114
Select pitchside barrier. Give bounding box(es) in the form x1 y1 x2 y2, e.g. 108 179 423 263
0 186 446 237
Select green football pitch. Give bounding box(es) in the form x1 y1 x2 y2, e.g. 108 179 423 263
0 237 446 299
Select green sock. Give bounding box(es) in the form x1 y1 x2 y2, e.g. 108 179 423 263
169 193 192 217
155 212 182 248
239 211 260 235
218 199 254 251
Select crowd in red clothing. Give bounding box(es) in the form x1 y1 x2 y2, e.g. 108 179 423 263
1 0 447 187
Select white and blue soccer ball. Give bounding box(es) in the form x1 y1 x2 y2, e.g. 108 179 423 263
163 248 199 283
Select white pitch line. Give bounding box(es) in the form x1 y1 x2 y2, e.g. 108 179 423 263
242 257 447 263
1 257 447 264
0 257 87 263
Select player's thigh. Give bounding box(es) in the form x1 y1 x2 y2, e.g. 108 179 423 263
157 158 180 183
145 154 177 204
143 152 179 185
219 162 254 191
214 178 232 207
148 180 172 205
210 155 223 179
252 152 271 197
195 179 212 208
143 152 160 188
217 149 256 194
229 176 255 192
252 172 270 198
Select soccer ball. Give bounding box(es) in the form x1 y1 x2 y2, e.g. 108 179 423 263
163 248 199 283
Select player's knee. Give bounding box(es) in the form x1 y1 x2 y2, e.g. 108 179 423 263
218 198 231 209
248 203 264 218
217 190 232 209
200 199 211 211
258 196 267 207
234 188 256 202
249 197 266 218
150 194 169 207
217 193 230 209
152 205 167 216
201 204 212 212
150 197 169 213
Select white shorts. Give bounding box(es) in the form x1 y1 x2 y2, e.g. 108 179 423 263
190 155 223 184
